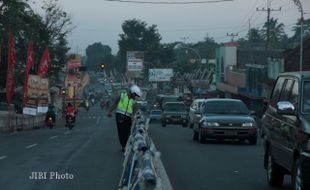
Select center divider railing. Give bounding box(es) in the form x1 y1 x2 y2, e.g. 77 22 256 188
119 111 163 190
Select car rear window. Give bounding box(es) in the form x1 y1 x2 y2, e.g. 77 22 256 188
165 103 186 111
203 100 249 115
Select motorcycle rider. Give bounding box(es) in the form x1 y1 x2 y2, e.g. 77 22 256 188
65 103 76 124
45 104 56 124
107 85 142 152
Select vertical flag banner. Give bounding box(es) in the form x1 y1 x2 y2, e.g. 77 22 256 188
6 32 16 104
22 41 35 107
37 47 51 77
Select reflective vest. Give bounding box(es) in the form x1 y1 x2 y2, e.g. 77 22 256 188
116 92 134 116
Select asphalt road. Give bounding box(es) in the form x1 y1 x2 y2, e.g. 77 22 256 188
0 106 123 190
149 122 292 190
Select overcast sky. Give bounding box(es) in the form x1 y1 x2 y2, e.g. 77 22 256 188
31 0 310 55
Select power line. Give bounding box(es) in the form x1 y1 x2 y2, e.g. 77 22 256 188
104 0 233 4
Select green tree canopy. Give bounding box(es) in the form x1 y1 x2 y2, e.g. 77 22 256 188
86 42 113 71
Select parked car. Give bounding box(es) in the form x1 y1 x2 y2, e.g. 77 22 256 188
261 72 310 190
188 99 206 128
162 102 188 127
149 109 162 123
193 98 257 144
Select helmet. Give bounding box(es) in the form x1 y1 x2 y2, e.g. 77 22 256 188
130 85 142 97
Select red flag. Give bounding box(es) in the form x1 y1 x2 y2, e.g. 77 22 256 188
22 41 35 107
37 47 51 77
6 32 16 104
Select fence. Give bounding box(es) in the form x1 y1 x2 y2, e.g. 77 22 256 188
0 112 46 133
119 111 163 190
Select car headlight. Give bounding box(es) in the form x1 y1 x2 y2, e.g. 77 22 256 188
203 122 219 127
242 122 256 127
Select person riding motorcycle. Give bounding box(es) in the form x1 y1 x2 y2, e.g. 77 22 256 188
65 103 76 124
45 105 56 124
100 99 105 109
107 85 142 152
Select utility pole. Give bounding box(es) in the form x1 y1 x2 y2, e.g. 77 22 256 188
227 33 238 42
257 0 281 50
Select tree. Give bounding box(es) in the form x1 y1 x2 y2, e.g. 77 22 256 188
291 18 310 46
260 18 287 49
0 0 73 87
86 42 113 71
117 19 162 73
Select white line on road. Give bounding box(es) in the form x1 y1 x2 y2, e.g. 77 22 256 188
96 116 101 125
25 144 38 149
49 136 58 139
0 156 7 160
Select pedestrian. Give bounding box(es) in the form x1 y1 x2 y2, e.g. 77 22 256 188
107 85 142 152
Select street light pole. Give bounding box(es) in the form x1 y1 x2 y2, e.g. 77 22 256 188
292 0 304 71
174 43 202 64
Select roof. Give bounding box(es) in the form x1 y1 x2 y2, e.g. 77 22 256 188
279 71 310 79
204 98 243 103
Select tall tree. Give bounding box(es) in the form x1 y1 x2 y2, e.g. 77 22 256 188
261 18 287 49
86 42 113 71
117 19 162 72
291 18 310 46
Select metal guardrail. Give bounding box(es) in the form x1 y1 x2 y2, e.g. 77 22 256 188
119 111 163 190
0 113 45 133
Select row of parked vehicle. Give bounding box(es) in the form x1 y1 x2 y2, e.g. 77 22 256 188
148 71 310 190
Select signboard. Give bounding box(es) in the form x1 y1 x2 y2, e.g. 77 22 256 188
127 51 144 71
23 75 49 115
149 69 173 82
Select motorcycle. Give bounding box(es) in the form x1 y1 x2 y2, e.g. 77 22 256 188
66 114 75 130
47 116 54 129
100 101 105 110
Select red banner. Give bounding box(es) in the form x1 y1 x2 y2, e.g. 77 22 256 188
22 41 35 107
6 32 16 104
37 47 51 77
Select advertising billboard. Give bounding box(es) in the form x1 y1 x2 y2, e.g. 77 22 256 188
149 69 173 82
23 75 49 115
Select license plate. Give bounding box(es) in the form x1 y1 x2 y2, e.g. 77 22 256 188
225 131 237 135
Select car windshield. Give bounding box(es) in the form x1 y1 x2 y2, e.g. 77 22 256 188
302 81 310 113
203 100 249 115
165 104 186 111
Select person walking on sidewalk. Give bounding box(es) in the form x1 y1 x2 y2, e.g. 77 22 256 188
107 85 142 151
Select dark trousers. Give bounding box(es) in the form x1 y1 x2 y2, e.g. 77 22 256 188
115 113 132 148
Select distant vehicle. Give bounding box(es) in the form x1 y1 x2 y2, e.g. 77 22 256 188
262 72 310 190
137 101 149 112
156 94 182 110
193 98 257 144
188 99 206 128
162 102 188 127
149 109 162 123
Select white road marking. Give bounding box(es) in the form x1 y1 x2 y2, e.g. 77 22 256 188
0 156 7 160
25 144 38 149
49 136 58 139
64 131 71 135
96 116 101 125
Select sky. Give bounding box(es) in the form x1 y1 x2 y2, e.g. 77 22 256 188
30 0 310 55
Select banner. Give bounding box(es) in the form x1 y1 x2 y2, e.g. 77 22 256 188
37 47 51 77
148 69 173 82
6 32 16 104
22 41 35 107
